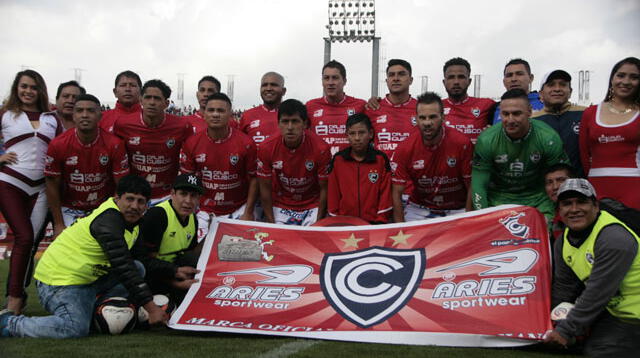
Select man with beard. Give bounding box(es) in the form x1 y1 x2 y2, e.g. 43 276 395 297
240 72 286 145
472 89 568 220
441 57 496 144
391 92 473 221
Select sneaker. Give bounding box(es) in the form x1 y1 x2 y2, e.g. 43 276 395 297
0 308 15 337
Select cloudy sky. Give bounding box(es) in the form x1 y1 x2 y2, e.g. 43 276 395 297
1 0 638 109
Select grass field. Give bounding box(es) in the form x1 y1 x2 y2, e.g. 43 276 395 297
0 260 581 358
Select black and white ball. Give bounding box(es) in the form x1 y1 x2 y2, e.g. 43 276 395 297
137 294 176 329
93 297 137 335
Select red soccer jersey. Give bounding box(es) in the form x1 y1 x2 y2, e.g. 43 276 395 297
239 105 280 144
99 101 141 133
365 96 418 158
306 95 366 155
443 96 496 143
114 113 192 199
257 132 331 210
180 128 257 215
44 129 129 210
184 111 239 135
328 146 392 223
391 127 473 210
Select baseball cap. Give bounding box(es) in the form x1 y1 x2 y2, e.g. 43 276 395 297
540 70 571 90
173 174 204 194
557 178 597 201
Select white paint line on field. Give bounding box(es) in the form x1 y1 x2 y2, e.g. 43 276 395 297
256 339 321 358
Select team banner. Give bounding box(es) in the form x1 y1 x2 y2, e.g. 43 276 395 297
169 205 553 347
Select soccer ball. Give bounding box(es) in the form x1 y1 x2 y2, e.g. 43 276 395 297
137 294 176 329
93 297 137 335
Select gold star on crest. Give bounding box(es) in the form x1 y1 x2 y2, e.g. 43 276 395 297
389 230 412 247
341 233 364 249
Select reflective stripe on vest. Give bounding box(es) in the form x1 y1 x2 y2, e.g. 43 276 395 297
562 210 640 320
34 198 139 285
156 200 196 262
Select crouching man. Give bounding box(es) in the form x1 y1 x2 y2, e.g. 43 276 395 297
545 178 640 355
138 174 202 302
1 175 167 338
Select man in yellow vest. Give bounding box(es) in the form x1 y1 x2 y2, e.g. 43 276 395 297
545 178 639 355
138 174 202 299
1 175 168 338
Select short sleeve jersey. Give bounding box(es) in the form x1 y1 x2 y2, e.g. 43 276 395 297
239 105 280 144
365 96 418 157
257 132 331 210
114 113 192 199
45 129 129 210
443 96 496 144
180 128 257 215
392 127 473 210
306 95 366 155
472 120 568 207
99 102 141 133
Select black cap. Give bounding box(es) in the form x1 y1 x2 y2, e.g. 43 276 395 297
173 174 204 194
540 70 572 90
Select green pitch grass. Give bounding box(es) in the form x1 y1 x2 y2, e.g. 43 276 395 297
0 260 580 358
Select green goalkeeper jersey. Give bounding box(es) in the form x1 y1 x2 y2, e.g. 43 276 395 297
471 119 568 218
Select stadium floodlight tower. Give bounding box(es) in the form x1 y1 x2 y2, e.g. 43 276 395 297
324 0 380 97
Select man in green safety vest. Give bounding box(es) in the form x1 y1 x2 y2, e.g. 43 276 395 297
545 178 639 355
138 174 202 300
1 175 168 338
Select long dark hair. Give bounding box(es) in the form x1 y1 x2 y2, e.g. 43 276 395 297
604 57 640 104
4 69 49 114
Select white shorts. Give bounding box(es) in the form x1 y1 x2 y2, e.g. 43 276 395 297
404 201 465 221
196 204 247 242
273 206 318 226
61 207 89 227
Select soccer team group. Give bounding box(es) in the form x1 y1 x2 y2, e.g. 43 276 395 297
0 55 639 354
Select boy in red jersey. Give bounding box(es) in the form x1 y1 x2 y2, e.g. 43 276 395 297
328 113 392 223
257 99 331 226
183 75 221 134
441 57 496 144
365 59 418 158
99 70 142 133
180 93 257 241
391 92 473 221
306 60 366 156
45 94 129 237
113 79 192 205
240 72 286 145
